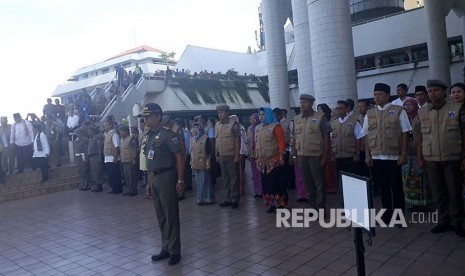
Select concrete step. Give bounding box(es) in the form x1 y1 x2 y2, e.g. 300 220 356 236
0 164 83 203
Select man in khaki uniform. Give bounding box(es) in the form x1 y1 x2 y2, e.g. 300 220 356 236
215 104 241 209
292 94 332 211
119 125 138 196
356 100 370 178
103 118 122 194
0 117 14 175
415 79 465 237
139 103 185 265
330 100 363 205
362 83 411 224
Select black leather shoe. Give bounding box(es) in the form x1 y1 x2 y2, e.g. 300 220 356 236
151 251 170 261
168 254 181 265
453 225 465 237
219 201 232 207
430 223 450 234
231 203 239 209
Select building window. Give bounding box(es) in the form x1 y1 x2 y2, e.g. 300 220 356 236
411 46 428 62
102 68 109 74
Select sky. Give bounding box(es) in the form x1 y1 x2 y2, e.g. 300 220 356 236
0 0 262 122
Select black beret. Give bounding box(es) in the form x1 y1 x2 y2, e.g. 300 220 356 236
300 94 315 101
414 85 427 93
374 83 391 94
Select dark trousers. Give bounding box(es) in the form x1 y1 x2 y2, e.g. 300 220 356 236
218 155 240 203
372 159 405 219
184 154 192 190
150 170 181 255
336 157 356 207
105 162 122 193
34 157 49 181
0 152 4 182
15 144 33 172
425 161 464 226
283 151 295 189
299 156 326 209
356 151 369 177
122 162 137 194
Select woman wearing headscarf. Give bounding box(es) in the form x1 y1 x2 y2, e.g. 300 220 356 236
403 98 432 210
247 113 262 197
317 104 338 194
255 107 287 213
190 121 215 204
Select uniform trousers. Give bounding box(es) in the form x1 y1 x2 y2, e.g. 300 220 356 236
77 156 90 183
299 156 326 209
294 161 306 199
0 152 4 182
150 169 181 255
372 159 405 220
218 155 240 203
89 155 103 187
425 160 464 227
33 157 49 181
105 162 122 193
2 146 15 173
122 162 137 194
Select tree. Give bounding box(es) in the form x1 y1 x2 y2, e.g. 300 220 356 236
160 51 176 65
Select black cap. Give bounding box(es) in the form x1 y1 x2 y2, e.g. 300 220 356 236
374 83 391 94
414 85 427 93
138 103 163 117
118 124 129 131
427 79 448 89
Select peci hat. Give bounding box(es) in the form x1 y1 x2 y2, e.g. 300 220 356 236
0 116 7 123
216 104 230 112
414 85 427 93
138 103 163 117
299 94 315 102
374 83 391 94
118 124 129 131
427 79 448 89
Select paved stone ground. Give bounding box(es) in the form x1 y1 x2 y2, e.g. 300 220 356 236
0 164 465 276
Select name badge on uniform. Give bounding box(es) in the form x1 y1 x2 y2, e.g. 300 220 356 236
389 110 395 117
267 127 273 133
147 150 155 160
312 119 318 125
449 111 456 119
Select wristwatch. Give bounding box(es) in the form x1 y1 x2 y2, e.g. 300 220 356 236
177 180 184 184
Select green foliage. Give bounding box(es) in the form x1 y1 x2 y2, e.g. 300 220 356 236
257 82 270 103
160 51 176 65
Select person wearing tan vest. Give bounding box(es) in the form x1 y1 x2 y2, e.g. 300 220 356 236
330 100 363 206
291 94 332 211
103 118 122 194
119 125 138 196
256 107 287 213
190 122 214 205
362 83 411 225
215 104 241 209
356 99 371 178
415 79 465 237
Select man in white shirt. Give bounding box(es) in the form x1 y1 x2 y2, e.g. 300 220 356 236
391 83 412 107
10 113 34 174
103 118 122 194
414 85 429 108
32 123 50 182
363 83 411 225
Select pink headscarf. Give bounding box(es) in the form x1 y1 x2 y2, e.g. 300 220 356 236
403 98 419 123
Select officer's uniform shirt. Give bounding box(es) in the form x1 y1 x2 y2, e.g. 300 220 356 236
391 96 412 107
361 103 412 160
144 126 182 171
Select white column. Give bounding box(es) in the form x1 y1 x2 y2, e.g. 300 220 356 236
307 0 357 108
292 0 314 97
424 0 451 83
262 0 290 110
